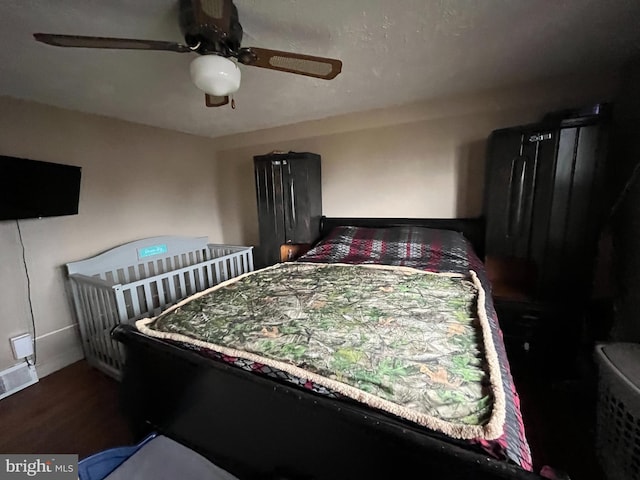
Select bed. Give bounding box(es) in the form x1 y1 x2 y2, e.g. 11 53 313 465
113 217 542 480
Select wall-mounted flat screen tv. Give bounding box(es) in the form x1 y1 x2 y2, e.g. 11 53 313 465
0 155 82 221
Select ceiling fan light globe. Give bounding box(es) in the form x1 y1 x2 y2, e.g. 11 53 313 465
190 55 241 96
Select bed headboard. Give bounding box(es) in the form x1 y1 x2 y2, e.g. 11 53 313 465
319 217 486 259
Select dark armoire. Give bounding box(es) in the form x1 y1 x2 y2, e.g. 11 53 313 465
483 110 609 374
254 152 322 268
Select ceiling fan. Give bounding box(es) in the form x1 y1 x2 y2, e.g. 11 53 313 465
33 0 343 108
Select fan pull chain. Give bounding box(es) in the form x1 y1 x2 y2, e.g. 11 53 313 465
231 96 236 109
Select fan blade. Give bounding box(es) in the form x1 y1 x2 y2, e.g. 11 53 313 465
238 47 342 80
33 33 192 53
205 94 229 107
192 0 232 37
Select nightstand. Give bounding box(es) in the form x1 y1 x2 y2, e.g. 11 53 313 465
280 243 311 262
485 255 579 378
494 298 578 379
494 299 548 361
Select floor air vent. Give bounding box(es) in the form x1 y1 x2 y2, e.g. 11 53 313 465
0 362 38 400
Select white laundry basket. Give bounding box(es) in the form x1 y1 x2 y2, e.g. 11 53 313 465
595 343 640 480
66 236 253 378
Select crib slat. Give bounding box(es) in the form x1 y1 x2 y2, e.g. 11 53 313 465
83 284 108 365
76 283 96 358
96 288 118 368
95 288 114 367
196 265 206 291
177 272 187 298
164 274 176 303
228 257 237 278
113 286 128 323
187 269 196 295
101 288 120 361
247 251 254 271
70 281 90 356
156 278 167 308
222 260 229 281
102 290 123 370
214 262 222 284
78 284 97 352
142 281 154 314
128 286 142 318
205 263 214 288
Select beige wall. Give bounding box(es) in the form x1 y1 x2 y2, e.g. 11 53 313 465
213 73 617 246
0 96 222 377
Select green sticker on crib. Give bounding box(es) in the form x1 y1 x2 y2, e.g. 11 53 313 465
138 244 168 259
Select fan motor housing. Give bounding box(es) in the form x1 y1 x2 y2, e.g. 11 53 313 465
179 0 243 55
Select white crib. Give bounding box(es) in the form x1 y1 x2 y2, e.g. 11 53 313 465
66 236 254 378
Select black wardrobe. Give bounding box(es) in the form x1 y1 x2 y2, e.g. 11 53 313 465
254 152 322 267
483 110 609 373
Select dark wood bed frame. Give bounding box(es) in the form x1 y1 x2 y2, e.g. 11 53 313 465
113 217 541 480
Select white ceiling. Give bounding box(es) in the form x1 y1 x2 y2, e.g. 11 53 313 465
1 0 639 139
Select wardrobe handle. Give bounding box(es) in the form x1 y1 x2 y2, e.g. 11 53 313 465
528 132 552 143
507 156 527 238
290 181 296 225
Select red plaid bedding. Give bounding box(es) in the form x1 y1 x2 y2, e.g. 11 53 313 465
299 225 533 471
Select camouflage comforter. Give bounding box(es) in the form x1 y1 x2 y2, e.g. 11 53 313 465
137 261 505 441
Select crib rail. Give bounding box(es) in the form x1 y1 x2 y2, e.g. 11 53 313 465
111 246 253 322
68 275 125 377
67 239 253 378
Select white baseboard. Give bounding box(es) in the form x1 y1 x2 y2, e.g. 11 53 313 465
33 324 85 378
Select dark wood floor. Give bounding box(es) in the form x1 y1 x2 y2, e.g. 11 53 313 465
517 378 603 480
0 359 605 478
510 351 605 480
0 360 132 459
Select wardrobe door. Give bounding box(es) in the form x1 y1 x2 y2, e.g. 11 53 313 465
283 155 322 244
484 128 540 259
527 127 560 277
255 156 287 266
537 124 605 300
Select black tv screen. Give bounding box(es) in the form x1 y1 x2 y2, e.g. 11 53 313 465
0 155 82 221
